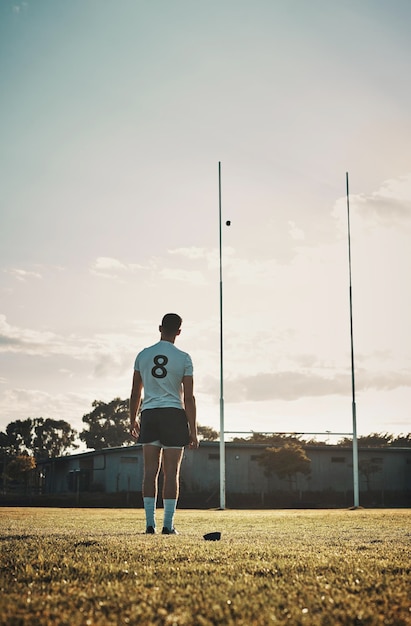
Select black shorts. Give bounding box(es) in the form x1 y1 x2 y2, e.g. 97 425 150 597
138 408 190 447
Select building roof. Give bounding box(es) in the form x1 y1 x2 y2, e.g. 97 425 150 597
37 440 411 465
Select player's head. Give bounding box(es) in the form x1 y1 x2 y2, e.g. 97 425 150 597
160 313 182 338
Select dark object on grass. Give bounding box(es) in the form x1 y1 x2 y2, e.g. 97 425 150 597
203 532 221 541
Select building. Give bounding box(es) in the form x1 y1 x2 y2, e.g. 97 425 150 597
37 442 411 508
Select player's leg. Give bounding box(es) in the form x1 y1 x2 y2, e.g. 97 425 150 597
162 447 184 533
142 443 162 532
162 447 184 499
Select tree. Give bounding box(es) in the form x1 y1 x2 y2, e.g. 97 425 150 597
302 437 330 446
198 425 219 441
33 418 78 460
2 419 33 455
257 442 311 490
0 418 78 460
5 455 36 493
390 433 411 447
6 455 36 481
337 432 411 448
359 459 382 492
233 432 302 445
357 433 394 447
80 398 130 450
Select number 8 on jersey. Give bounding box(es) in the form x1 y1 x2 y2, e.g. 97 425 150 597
151 355 168 379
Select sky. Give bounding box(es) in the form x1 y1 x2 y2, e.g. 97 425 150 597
1 0 410 448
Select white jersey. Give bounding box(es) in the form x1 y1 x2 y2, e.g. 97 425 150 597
134 340 193 410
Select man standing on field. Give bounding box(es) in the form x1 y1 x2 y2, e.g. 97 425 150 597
129 313 198 534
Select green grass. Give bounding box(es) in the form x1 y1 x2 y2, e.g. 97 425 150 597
0 508 410 625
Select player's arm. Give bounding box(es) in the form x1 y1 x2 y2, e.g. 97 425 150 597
183 375 198 449
129 370 143 440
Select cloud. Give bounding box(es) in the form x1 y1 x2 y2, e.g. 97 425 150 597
356 193 411 225
58 368 74 378
0 388 91 431
89 248 228 287
224 371 351 402
0 336 25 348
0 316 134 378
203 367 411 403
168 246 233 270
11 1 28 13
333 174 411 231
0 315 56 353
168 247 209 260
94 257 128 271
6 268 42 281
288 221 305 241
92 344 132 379
356 370 411 392
223 256 280 286
90 257 145 279
159 268 207 285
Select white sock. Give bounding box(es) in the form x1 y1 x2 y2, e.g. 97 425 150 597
143 497 156 529
163 499 177 530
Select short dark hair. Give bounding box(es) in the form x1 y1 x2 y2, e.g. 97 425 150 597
161 313 182 333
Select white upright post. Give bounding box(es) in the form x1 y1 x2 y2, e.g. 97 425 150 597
218 162 226 510
346 172 360 508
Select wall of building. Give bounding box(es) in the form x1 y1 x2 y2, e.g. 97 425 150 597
38 442 411 507
181 443 411 506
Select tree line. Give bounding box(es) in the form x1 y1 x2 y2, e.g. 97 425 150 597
1 397 410 461
0 398 218 487
0 398 220 462
230 431 411 490
231 431 411 447
0 396 409 484
0 396 409 492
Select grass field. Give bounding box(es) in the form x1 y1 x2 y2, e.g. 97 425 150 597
0 508 410 625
